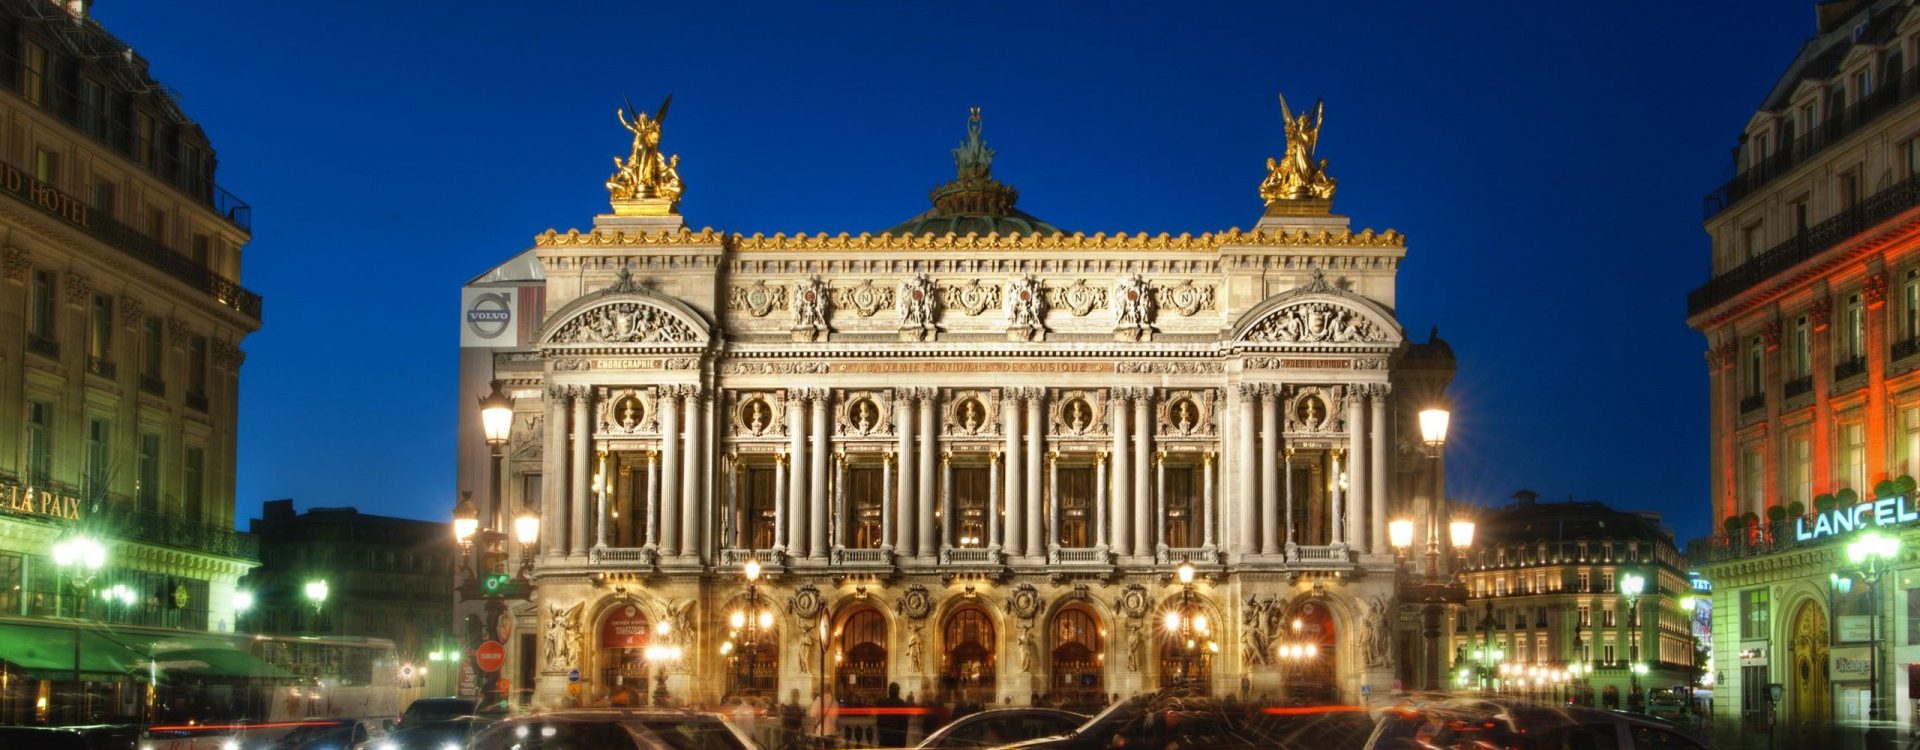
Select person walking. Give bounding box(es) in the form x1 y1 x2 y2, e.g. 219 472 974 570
876 683 910 748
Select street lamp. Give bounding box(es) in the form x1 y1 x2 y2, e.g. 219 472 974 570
52 534 106 700
480 379 514 535
1620 572 1645 711
1848 531 1900 725
1390 506 1472 691
645 620 683 706
1163 558 1213 692
234 590 255 632
724 560 775 700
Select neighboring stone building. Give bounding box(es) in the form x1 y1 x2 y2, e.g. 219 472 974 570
239 500 457 666
1453 492 1693 710
0 0 259 725
1688 0 1920 733
459 99 1460 712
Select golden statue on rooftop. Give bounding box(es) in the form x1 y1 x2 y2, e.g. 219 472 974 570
1259 93 1337 208
607 95 683 214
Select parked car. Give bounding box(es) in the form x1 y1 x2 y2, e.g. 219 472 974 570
467 708 757 750
996 692 1372 750
390 697 481 730
269 719 384 750
1365 699 1718 750
914 708 1086 750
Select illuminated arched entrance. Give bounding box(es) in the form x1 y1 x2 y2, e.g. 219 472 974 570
597 602 654 705
835 606 889 704
1050 605 1105 711
1789 600 1830 724
1276 600 1336 704
940 606 995 704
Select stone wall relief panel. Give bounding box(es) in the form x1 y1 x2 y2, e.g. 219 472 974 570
835 280 894 319
1156 388 1218 437
728 280 788 318
597 387 658 435
1005 275 1047 342
510 413 544 460
943 279 1002 317
1047 279 1108 318
943 388 1001 438
729 390 787 439
897 273 939 342
1156 280 1217 318
1112 274 1156 342
792 276 831 342
1243 301 1387 345
549 302 699 345
1049 388 1109 437
836 389 895 438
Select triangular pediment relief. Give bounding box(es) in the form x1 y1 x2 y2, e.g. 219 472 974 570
538 269 710 348
1230 271 1403 348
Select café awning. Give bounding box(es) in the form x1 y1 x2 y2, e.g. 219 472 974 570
0 620 145 680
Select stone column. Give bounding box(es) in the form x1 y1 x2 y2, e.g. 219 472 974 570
834 453 848 549
919 391 938 556
941 453 953 550
595 450 610 549
771 452 785 552
787 392 807 557
681 387 702 560
1330 449 1345 546
989 450 1003 551
810 392 830 558
1096 451 1109 552
1202 452 1215 549
897 391 916 555
659 389 682 556
1348 394 1368 551
1025 392 1044 558
1003 390 1022 556
1260 389 1280 555
1370 388 1390 556
1111 389 1131 557
1133 392 1151 556
882 453 894 551
542 388 567 558
570 389 592 557
1048 452 1061 552
646 449 660 549
1237 385 1258 556
1154 452 1167 556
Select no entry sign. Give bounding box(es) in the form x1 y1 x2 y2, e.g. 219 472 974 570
475 641 506 673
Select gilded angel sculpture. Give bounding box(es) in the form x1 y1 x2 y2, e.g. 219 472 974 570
1259 93 1337 204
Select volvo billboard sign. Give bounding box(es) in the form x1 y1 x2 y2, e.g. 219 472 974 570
461 288 518 347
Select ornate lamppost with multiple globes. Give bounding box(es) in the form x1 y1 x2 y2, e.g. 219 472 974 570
1162 558 1215 691
1390 404 1474 692
721 560 776 700
453 382 540 708
1619 572 1645 711
1847 532 1899 727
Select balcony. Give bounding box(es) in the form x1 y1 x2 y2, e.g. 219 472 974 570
588 547 657 567
830 547 894 568
1835 355 1868 382
1705 67 1920 221
24 333 57 359
0 476 257 560
1739 392 1766 415
138 374 164 397
185 390 208 413
1783 374 1813 400
1897 336 1920 363
85 356 115 379
938 546 1001 565
1690 171 1920 317
0 160 262 322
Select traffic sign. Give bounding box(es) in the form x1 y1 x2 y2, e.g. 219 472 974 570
568 668 581 683
475 640 506 672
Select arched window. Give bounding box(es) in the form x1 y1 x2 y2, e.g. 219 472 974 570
941 607 996 704
1051 606 1105 711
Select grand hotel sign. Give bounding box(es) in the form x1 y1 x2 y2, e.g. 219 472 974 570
1794 494 1920 541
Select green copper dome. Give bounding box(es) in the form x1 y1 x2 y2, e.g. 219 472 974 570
883 108 1062 236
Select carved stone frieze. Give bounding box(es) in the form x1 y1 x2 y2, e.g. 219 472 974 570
1005 274 1047 341
836 390 894 437
1048 279 1107 317
1762 320 1783 351
1156 279 1217 317
1115 360 1223 374
1008 583 1043 621
550 302 697 344
1157 388 1218 437
64 271 90 306
1113 274 1156 341
728 280 787 317
943 388 999 437
721 361 829 375
1118 584 1150 619
0 246 25 283
730 390 786 438
1865 271 1889 309
510 413 544 460
836 279 894 318
1244 301 1386 343
1049 388 1108 437
943 279 1001 316
167 317 190 347
1810 298 1833 331
119 296 143 329
786 584 826 620
896 585 934 620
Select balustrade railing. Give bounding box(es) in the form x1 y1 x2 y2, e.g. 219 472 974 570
1691 171 1920 316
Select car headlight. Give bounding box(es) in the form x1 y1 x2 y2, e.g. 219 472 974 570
441 742 462 750
222 740 239 750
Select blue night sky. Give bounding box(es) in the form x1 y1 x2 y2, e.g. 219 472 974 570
93 2 1813 542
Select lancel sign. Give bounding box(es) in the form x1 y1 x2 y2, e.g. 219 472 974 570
1795 494 1920 541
